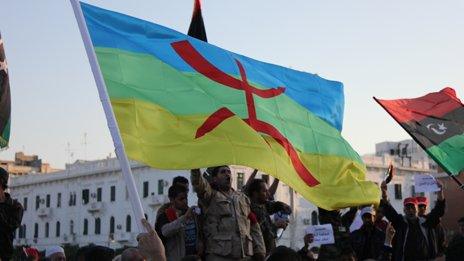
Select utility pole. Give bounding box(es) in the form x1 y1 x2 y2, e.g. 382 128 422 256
65 142 74 163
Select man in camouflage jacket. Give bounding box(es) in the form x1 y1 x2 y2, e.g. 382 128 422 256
246 178 291 255
191 166 265 260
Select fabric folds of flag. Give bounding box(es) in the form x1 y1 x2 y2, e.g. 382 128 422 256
375 87 464 175
0 33 11 148
79 2 380 209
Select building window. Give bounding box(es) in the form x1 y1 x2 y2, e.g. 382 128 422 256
57 193 61 208
311 211 319 225
45 222 49 238
110 216 115 234
70 220 74 235
34 223 38 238
18 225 24 238
46 194 50 208
97 187 102 202
83 219 88 235
69 193 73 206
21 224 27 238
143 181 149 198
158 180 164 195
56 221 60 237
236 173 244 190
82 189 89 205
394 184 402 200
110 186 116 202
23 197 28 211
35 196 40 210
126 215 131 232
95 218 101 235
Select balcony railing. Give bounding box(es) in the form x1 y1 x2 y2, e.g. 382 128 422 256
87 201 104 212
37 208 52 217
114 232 132 242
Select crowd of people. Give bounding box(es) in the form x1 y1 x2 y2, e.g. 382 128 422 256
1 166 464 260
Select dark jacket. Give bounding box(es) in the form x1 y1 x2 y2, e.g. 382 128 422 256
445 233 464 261
350 224 385 260
435 222 446 257
297 247 316 261
317 207 357 261
0 193 24 260
250 201 289 255
380 199 445 261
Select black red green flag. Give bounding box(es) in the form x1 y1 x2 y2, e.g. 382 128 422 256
187 0 207 42
0 33 11 148
375 87 464 175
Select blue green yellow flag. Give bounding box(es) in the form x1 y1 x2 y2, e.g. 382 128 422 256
80 2 380 209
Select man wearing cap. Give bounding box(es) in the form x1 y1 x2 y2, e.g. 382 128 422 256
350 206 386 260
191 166 265 260
416 196 446 258
0 167 23 261
380 180 445 261
45 246 66 261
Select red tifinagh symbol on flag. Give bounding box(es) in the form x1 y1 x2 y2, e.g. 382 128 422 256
171 40 320 187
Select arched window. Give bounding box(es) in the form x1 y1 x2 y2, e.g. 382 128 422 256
311 210 318 225
110 216 115 234
95 218 101 235
45 222 49 238
83 219 88 235
22 224 27 238
56 221 61 237
34 223 38 238
126 215 131 232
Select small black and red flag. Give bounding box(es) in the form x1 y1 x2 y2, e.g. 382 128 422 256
375 88 464 176
187 0 207 42
0 32 11 149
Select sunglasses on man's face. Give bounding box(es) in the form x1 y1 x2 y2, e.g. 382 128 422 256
404 204 416 209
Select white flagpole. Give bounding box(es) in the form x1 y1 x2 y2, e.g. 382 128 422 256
70 0 146 232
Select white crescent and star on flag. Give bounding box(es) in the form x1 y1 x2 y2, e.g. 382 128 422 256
426 122 447 135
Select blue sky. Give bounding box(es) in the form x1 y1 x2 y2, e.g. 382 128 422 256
1 0 463 168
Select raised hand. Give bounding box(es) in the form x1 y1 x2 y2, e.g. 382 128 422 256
137 219 166 261
381 181 388 200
